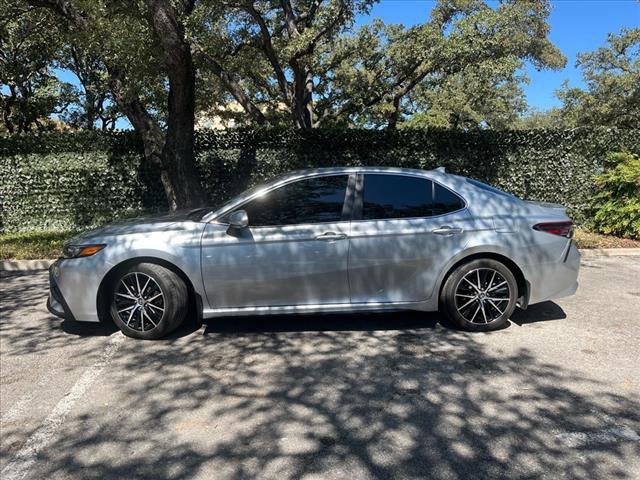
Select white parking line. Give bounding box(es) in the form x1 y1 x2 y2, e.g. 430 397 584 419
1 333 124 480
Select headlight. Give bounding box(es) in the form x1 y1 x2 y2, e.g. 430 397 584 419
62 244 106 259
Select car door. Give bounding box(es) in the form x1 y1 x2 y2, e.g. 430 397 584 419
348 173 471 304
201 173 354 309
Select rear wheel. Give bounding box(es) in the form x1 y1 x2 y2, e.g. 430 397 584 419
441 259 517 332
109 263 187 339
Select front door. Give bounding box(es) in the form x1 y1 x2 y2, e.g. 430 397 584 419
201 174 353 309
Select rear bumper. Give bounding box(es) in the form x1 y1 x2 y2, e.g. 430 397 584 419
524 241 581 305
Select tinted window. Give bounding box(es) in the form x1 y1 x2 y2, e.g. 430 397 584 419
433 183 465 216
362 175 433 220
240 175 348 226
362 174 464 220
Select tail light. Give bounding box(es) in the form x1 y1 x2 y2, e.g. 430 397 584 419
533 221 573 238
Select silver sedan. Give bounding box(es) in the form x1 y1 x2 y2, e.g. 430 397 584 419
48 167 580 339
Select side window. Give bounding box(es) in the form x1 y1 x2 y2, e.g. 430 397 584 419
361 174 464 220
362 174 433 220
433 183 465 216
240 175 348 226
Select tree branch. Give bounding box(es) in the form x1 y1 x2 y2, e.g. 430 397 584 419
298 0 323 28
192 41 266 125
242 3 292 106
27 0 86 28
280 0 299 37
289 3 345 62
107 65 163 168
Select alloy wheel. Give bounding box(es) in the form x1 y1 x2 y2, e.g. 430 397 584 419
113 272 165 332
454 268 512 324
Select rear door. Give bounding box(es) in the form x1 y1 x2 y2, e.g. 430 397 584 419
347 173 471 304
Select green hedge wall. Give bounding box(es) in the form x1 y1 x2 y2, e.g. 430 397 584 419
1 128 639 231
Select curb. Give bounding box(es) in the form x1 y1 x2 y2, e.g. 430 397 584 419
1 259 55 272
2 248 640 272
578 248 640 258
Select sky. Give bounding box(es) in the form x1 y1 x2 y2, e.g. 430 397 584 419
356 0 640 111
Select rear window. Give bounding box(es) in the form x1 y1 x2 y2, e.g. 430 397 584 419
433 183 465 216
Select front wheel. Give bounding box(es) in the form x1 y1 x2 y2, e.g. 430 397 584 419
441 259 518 332
109 263 188 339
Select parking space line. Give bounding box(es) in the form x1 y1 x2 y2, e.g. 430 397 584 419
1 333 124 480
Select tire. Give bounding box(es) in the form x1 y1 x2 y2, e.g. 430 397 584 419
440 258 518 332
109 262 188 339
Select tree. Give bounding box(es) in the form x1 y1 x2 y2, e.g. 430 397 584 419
323 1 565 128
58 46 122 130
556 27 639 129
511 108 564 130
0 1 75 134
190 0 374 129
28 0 207 209
192 0 564 129
396 58 529 130
17 0 565 208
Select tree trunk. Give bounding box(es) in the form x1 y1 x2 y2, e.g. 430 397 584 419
160 74 205 209
145 0 206 209
291 63 314 129
387 95 401 129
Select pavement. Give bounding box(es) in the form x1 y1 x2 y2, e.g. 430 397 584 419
0 256 639 480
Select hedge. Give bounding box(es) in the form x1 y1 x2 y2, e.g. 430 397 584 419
1 127 639 231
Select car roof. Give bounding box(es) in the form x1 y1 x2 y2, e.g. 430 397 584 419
270 166 458 185
279 166 444 177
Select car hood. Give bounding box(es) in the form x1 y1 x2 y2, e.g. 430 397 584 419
69 209 207 243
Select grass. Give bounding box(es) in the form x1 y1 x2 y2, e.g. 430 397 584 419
1 227 638 260
0 230 78 260
573 228 640 249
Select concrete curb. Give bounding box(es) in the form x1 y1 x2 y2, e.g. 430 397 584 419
2 248 640 272
1 259 55 272
578 248 640 258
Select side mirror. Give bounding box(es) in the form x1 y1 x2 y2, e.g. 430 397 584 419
228 210 249 228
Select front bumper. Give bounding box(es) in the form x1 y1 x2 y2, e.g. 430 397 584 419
47 261 76 321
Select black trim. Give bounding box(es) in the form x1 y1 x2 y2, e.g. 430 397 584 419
341 173 358 221
353 173 364 220
48 264 77 321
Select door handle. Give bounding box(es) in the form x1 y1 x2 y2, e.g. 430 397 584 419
432 226 463 235
315 232 348 241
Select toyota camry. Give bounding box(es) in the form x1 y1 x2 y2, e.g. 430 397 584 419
48 167 580 339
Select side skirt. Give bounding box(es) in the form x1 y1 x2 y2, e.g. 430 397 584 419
202 300 435 319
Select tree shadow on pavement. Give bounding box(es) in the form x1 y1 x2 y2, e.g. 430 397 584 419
20 307 639 480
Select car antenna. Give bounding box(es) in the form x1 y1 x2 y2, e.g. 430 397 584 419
435 166 446 173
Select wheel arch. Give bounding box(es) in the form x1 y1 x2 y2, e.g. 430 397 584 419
96 256 203 324
437 251 530 309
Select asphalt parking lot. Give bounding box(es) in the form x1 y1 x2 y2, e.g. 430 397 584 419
1 255 639 480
